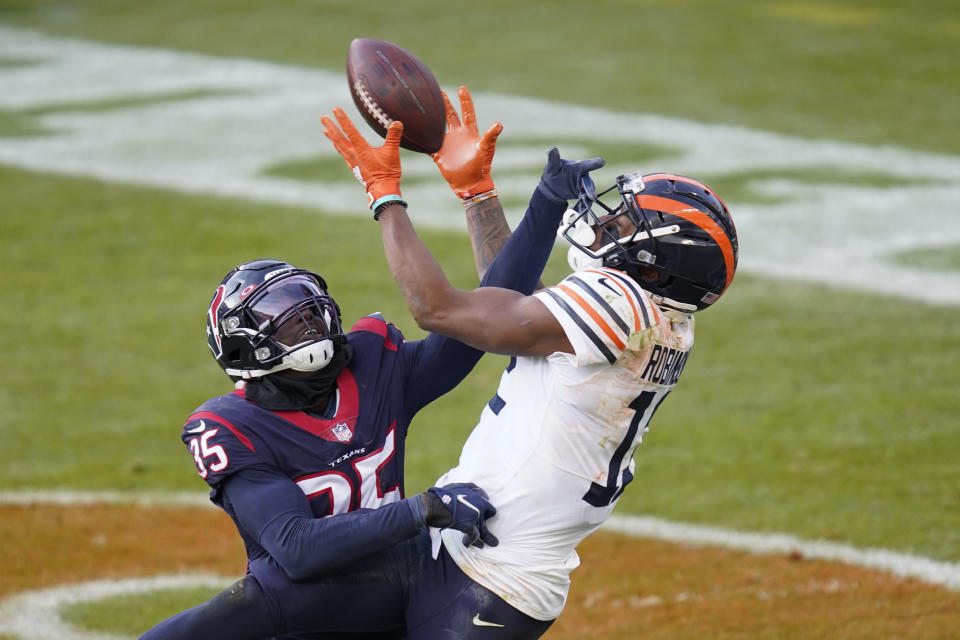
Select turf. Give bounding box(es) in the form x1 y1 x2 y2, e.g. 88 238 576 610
0 0 957 569
2 161 958 562
1 0 958 156
893 245 960 271
63 588 222 636
1 4 958 638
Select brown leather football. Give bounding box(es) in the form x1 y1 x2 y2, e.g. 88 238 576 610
346 38 445 154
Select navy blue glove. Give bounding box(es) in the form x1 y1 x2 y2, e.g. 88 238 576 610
536 147 605 203
424 482 499 548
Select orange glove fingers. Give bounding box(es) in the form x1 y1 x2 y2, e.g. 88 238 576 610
332 107 372 153
321 115 358 170
383 120 404 151
457 86 480 135
479 121 503 154
441 91 462 131
323 108 403 208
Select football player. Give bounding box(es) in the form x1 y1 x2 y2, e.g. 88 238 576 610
138 89 583 640
319 86 739 637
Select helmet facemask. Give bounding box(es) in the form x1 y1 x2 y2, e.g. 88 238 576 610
559 171 681 282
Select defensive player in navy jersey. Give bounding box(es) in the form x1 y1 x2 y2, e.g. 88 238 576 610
139 87 604 640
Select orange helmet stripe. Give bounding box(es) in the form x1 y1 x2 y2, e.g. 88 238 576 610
636 194 736 290
643 173 731 212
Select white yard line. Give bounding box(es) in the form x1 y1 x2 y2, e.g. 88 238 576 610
2 489 958 592
1 26 958 639
1 492 958 639
604 514 960 591
2 26 960 305
0 575 233 640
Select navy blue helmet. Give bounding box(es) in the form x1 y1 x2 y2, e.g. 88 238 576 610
206 259 343 379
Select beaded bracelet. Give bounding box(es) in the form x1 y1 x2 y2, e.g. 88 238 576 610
373 197 408 221
461 189 498 207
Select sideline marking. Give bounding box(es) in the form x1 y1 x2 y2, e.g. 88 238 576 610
1 27 960 305
0 574 233 640
0 489 213 508
604 515 960 591
2 490 958 592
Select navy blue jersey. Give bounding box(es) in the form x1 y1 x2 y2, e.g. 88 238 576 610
142 182 570 640
181 313 480 571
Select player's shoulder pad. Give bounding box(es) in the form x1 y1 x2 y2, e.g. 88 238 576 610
347 312 404 351
559 267 662 332
181 400 262 486
182 395 257 453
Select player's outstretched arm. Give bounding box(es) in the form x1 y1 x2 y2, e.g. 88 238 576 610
431 86 510 279
377 202 570 356
223 468 497 582
320 109 598 357
376 148 604 357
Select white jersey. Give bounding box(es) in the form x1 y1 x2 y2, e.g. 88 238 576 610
436 267 695 621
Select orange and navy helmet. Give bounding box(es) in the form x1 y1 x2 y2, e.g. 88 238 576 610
559 171 738 313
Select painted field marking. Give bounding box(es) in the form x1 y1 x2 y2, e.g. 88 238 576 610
604 515 960 591
2 489 958 593
0 574 233 640
2 27 960 305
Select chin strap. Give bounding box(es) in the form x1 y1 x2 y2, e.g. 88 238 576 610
649 294 698 317
225 339 335 380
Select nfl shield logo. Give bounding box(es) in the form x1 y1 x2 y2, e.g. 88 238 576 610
332 423 352 442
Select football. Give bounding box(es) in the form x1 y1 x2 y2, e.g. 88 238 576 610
346 38 446 154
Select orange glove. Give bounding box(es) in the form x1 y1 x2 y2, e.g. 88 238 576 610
321 107 404 210
431 86 503 199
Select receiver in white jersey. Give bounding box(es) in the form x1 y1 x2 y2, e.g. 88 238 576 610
436 266 695 621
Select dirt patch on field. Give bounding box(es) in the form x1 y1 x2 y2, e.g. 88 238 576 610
554 531 960 639
1 505 958 639
0 504 243 598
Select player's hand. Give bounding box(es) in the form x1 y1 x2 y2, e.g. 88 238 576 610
424 482 499 548
321 107 403 209
537 147 605 204
431 86 503 199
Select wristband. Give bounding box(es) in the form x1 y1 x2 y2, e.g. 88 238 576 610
461 189 498 207
373 197 408 221
371 194 404 211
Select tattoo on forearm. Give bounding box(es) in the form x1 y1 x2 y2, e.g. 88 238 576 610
465 197 512 279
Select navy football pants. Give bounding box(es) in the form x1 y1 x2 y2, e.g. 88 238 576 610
138 530 553 639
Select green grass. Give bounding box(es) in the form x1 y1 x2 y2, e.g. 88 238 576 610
0 109 53 137
263 137 681 184
700 167 937 204
893 245 960 271
63 587 222 635
1 0 958 155
22 89 252 116
0 163 500 490
2 163 958 562
0 90 252 139
1 0 958 567
621 275 960 558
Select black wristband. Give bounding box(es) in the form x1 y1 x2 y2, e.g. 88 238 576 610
423 489 453 528
373 198 408 221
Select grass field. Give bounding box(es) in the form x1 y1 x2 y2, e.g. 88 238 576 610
1 1 959 638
